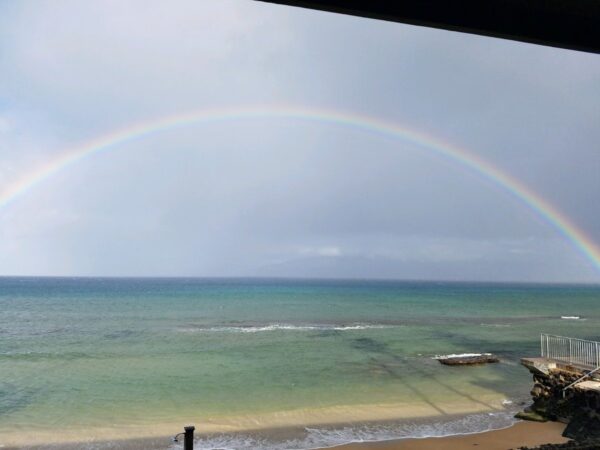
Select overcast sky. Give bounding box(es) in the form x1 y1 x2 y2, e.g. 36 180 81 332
0 0 599 282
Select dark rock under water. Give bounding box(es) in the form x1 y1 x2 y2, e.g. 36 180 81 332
436 353 500 365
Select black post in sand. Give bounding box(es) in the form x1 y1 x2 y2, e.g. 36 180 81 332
184 425 195 450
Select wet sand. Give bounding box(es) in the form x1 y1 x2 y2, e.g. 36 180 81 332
0 396 512 447
328 421 568 450
3 421 568 450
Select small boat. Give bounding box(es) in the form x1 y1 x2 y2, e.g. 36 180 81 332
561 316 581 320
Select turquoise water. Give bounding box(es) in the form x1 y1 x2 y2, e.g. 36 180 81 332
1 277 600 449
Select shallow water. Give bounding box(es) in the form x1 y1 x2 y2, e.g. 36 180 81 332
1 277 599 448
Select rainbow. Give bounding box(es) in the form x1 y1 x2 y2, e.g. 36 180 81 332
1 104 599 273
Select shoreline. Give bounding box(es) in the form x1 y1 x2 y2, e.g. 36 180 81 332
0 420 568 450
327 421 568 450
0 396 514 447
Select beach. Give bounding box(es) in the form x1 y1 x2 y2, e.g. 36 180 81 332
329 421 568 450
1 420 568 449
0 399 516 447
1 277 598 449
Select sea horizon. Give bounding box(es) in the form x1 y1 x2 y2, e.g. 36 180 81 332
2 274 599 287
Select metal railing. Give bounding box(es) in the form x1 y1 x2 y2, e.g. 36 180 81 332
541 334 600 368
563 366 600 395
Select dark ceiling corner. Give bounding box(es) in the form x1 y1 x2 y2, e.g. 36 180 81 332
256 0 600 54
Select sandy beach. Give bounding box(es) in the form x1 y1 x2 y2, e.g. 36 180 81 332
3 420 568 449
329 421 568 450
0 397 515 447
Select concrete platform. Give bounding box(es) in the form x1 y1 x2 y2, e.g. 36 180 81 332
521 357 598 377
574 380 600 392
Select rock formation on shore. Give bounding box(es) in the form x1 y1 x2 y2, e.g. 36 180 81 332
520 358 600 447
519 441 600 450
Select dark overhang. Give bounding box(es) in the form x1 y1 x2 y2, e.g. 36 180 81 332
257 0 600 54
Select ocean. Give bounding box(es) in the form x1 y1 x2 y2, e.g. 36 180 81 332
1 277 599 449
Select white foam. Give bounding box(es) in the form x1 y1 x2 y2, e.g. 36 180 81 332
179 324 394 334
331 325 392 331
433 353 492 359
171 411 519 450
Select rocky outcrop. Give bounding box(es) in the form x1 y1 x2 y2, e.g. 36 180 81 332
520 358 600 444
435 353 499 365
519 441 600 450
514 410 548 422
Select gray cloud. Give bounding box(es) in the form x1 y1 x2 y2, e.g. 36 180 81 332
0 0 599 282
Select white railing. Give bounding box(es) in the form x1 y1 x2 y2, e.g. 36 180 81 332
541 333 600 368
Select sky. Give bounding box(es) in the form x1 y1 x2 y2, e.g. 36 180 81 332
0 0 599 282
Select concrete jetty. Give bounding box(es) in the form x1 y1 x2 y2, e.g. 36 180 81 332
520 335 600 442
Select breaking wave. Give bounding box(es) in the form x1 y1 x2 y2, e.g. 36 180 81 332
172 410 519 450
178 324 395 333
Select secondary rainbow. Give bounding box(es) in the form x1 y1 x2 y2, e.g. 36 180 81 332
1 104 599 272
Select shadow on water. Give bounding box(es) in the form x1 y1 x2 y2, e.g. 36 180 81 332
0 382 36 417
0 351 98 362
424 332 545 399
348 337 447 414
350 337 388 353
346 336 514 414
312 330 343 338
103 329 139 340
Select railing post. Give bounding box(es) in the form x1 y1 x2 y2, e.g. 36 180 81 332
184 426 195 450
569 339 573 364
541 334 544 357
